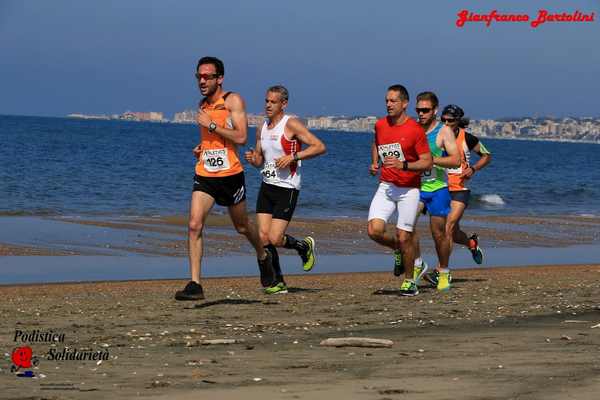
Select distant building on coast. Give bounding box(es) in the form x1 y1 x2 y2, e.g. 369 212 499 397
120 111 166 122
172 110 268 127
307 115 377 132
68 111 167 123
173 110 196 124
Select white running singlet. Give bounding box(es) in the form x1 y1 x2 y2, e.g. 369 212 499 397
259 115 302 190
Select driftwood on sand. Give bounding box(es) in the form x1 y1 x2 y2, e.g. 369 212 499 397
320 337 394 348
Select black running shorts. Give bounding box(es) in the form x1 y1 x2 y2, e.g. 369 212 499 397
256 182 299 221
193 172 246 207
450 189 470 207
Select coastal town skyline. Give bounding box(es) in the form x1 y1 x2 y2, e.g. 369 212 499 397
63 109 600 143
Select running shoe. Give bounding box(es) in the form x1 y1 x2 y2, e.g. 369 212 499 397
393 250 404 276
469 234 484 265
300 236 316 272
413 260 429 285
257 248 275 287
175 281 205 301
399 279 419 296
423 269 439 287
437 271 451 292
264 282 289 295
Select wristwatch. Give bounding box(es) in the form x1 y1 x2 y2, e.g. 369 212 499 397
402 160 408 171
208 121 217 132
293 152 300 161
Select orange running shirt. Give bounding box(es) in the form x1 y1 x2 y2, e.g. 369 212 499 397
447 128 481 191
195 92 244 177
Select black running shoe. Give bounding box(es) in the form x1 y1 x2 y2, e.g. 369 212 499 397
258 248 276 287
423 270 439 287
175 281 205 301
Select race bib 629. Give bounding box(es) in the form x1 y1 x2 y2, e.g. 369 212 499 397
377 143 405 161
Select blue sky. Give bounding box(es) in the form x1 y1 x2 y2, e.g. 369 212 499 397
1 0 599 118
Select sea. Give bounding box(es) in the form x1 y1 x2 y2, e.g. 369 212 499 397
1 114 598 219
2 115 600 284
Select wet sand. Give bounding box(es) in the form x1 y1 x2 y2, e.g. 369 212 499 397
2 264 600 399
2 213 598 257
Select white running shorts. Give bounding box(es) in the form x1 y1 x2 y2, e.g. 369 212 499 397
368 182 420 232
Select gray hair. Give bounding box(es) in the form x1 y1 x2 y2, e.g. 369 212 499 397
267 85 289 102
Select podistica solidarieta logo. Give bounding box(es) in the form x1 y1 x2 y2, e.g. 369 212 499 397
9 329 110 378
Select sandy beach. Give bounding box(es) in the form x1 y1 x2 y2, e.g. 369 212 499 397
2 264 600 399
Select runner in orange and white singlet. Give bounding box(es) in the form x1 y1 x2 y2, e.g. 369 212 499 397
175 56 274 301
441 105 492 266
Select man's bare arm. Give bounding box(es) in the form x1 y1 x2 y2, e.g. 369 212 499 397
285 118 326 160
215 93 248 145
434 125 460 168
469 142 492 172
274 118 326 169
244 126 264 167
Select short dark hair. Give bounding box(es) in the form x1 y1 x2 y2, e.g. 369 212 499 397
387 84 409 101
416 91 439 109
267 85 289 102
196 56 225 76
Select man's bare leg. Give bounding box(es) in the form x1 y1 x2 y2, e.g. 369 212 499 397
430 215 451 270
367 218 397 249
228 200 266 258
230 201 275 286
397 229 415 280
188 191 215 283
447 200 469 246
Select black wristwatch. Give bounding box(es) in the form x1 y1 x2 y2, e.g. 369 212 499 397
208 121 217 132
402 160 408 171
293 152 300 161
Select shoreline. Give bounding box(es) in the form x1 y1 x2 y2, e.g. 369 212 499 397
0 213 598 258
0 262 598 288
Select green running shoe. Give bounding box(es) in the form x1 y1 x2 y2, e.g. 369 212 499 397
424 269 452 287
437 271 451 292
399 279 418 296
413 260 429 285
393 250 404 276
264 282 288 295
469 234 484 265
300 236 316 272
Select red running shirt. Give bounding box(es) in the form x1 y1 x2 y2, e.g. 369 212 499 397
374 117 430 188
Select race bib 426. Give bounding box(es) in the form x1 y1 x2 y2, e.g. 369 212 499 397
203 148 230 172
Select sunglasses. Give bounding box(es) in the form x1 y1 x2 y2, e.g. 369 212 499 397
441 117 457 123
415 107 432 114
195 73 220 81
